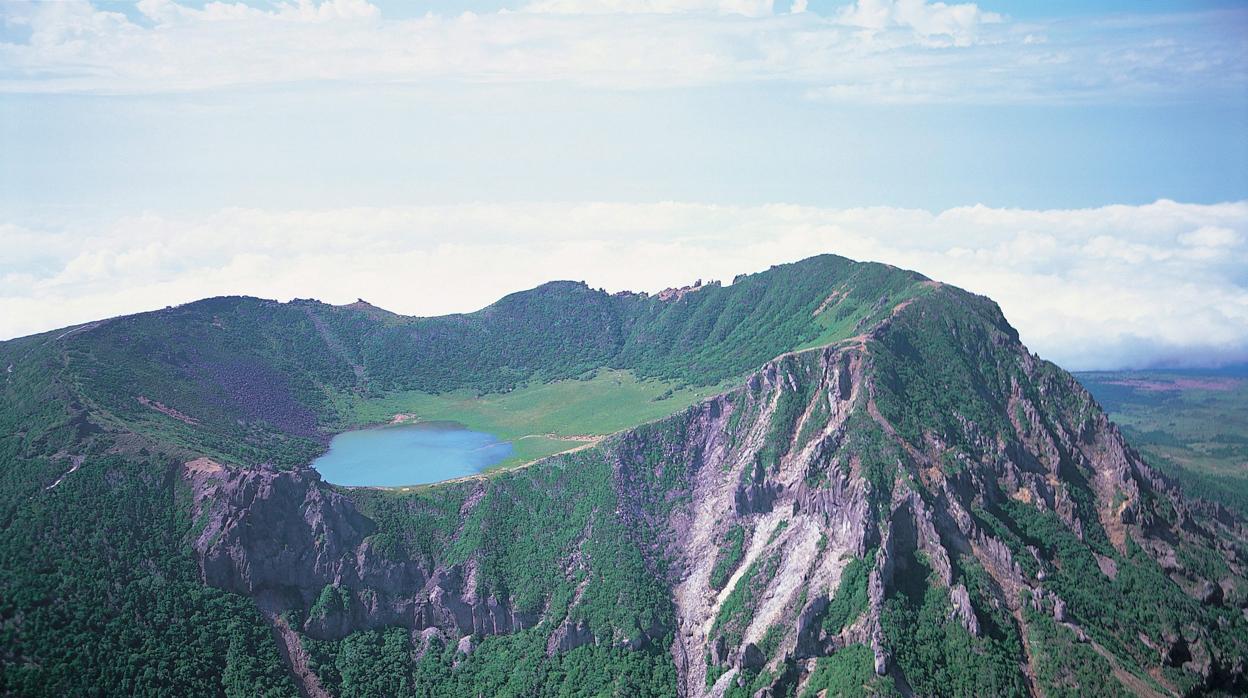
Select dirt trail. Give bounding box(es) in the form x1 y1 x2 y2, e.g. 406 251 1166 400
136 396 199 425
52 322 100 341
266 611 332 698
812 289 845 316
1011 609 1042 698
305 306 366 383
1089 640 1173 698
184 457 225 475
45 454 85 490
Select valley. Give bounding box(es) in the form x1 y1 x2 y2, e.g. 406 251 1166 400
1077 369 1248 517
328 368 737 475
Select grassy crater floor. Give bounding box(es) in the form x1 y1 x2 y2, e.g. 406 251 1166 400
329 369 739 474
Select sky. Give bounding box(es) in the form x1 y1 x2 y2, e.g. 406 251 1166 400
1 0 1246 370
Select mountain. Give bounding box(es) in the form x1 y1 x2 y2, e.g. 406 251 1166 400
1 254 1245 697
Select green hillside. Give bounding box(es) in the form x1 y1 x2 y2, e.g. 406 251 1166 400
0 254 926 470
0 254 925 695
1 255 1243 698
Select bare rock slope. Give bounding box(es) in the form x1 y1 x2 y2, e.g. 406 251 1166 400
189 284 1248 697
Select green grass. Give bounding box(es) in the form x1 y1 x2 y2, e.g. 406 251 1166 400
331 369 739 470
794 277 932 351
316 263 927 477
709 524 747 592
821 552 872 635
495 434 592 469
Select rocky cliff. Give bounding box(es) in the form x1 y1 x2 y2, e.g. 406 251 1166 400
184 283 1248 697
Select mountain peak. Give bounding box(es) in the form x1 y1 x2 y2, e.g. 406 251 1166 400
2 253 1243 697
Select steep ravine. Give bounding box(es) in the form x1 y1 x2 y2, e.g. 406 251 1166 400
185 287 1248 697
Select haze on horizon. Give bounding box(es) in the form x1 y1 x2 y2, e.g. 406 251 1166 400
2 0 1246 371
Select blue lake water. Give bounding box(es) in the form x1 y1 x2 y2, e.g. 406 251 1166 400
312 422 514 487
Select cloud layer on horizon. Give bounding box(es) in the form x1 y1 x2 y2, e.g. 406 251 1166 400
0 0 1243 103
3 199 1245 371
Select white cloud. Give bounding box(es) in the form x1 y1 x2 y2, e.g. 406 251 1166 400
0 0 1241 102
523 0 775 17
837 0 1001 46
1179 226 1240 248
3 199 1245 370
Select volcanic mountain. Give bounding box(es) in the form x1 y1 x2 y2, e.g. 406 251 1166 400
1 254 1244 697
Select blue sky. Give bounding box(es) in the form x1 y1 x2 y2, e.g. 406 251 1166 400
0 0 1246 369
2 0 1245 217
5 89 1246 218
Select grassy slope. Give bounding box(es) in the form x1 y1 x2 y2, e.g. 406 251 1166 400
795 278 935 352
319 256 928 472
5 261 1246 697
0 257 904 698
337 369 731 437
1076 369 1248 515
2 254 927 473
331 368 740 470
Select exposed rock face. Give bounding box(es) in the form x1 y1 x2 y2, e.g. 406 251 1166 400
949 583 980 636
739 642 764 671
186 464 537 642
547 617 594 655
185 285 1248 697
189 465 379 605
655 346 883 695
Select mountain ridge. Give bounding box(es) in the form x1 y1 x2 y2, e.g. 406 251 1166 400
1 255 1245 697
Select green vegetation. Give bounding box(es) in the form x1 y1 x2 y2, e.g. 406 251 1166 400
296 441 683 696
332 368 741 469
998 498 1248 691
709 524 747 591
1022 597 1123 697
1077 369 1248 516
336 369 728 438
614 258 925 387
346 483 470 564
757 356 820 469
757 623 785 661
0 355 292 697
868 287 1018 450
712 552 781 650
3 254 1244 697
0 444 294 696
305 624 678 697
496 435 594 470
795 384 832 451
320 256 923 470
801 644 898 698
316 255 925 401
0 254 923 473
766 518 789 544
863 289 1248 696
705 658 731 688
880 565 1028 697
311 584 352 620
438 447 671 634
834 411 900 506
821 552 872 634
724 668 783 698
